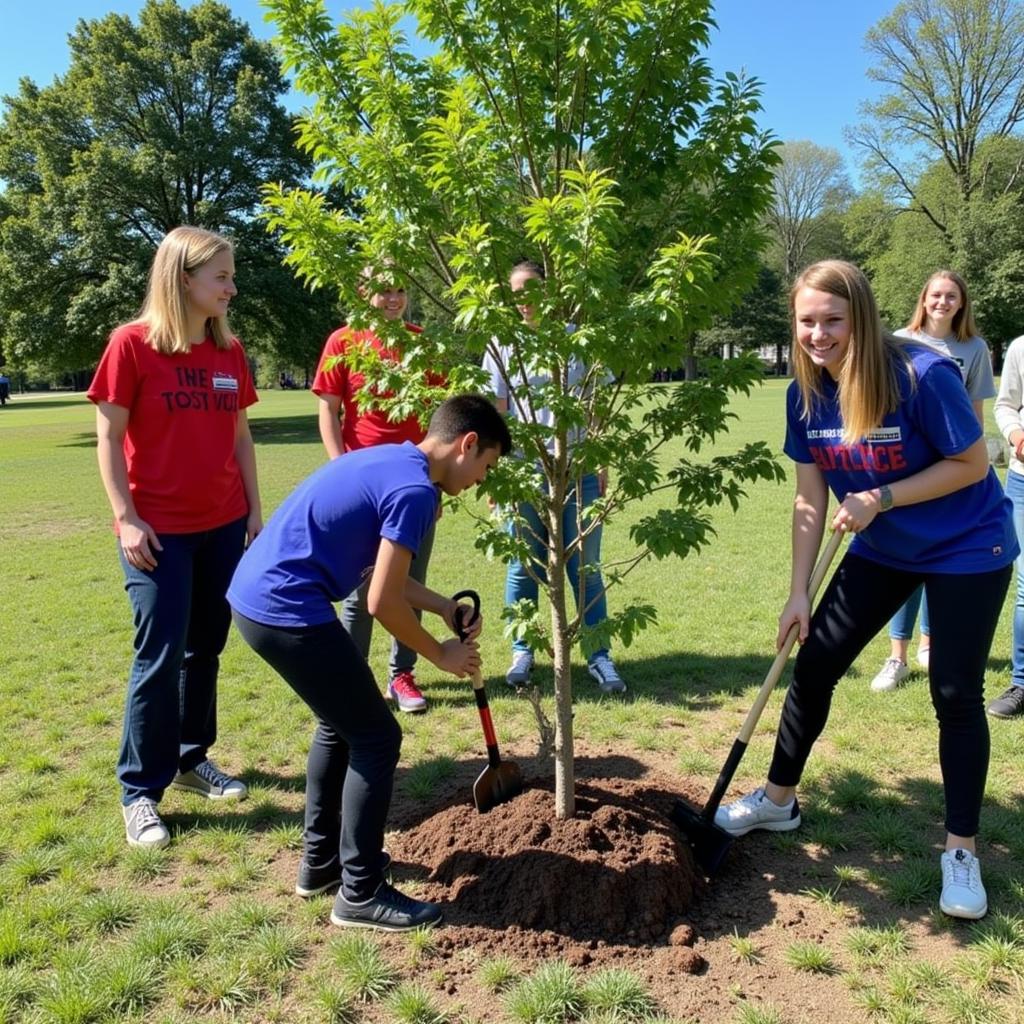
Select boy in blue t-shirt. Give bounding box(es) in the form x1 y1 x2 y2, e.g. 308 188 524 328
228 395 511 932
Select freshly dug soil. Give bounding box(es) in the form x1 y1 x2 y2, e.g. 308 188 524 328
389 771 703 962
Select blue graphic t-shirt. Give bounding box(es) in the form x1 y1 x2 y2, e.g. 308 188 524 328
228 442 439 627
784 345 1017 573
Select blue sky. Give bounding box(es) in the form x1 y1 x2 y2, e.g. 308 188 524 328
1 0 894 180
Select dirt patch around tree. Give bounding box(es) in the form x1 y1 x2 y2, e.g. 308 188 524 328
393 773 702 965
367 743 1009 1023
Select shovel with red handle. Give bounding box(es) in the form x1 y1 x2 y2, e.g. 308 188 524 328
452 589 525 814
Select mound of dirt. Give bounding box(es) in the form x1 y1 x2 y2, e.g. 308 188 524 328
390 773 703 960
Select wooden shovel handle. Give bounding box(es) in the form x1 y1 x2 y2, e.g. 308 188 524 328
736 529 845 746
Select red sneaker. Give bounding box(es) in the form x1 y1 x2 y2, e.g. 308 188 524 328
387 671 427 713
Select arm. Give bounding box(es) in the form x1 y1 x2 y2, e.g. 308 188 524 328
995 340 1024 455
835 439 989 533
317 393 345 460
778 461 829 648
367 539 481 677
95 402 163 571
234 410 262 544
972 399 984 426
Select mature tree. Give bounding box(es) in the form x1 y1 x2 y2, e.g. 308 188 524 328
848 0 1024 239
265 0 782 818
863 136 1024 364
767 141 852 278
0 0 337 376
696 265 791 370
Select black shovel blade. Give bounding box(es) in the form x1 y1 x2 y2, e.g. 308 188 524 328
670 798 735 878
473 760 524 814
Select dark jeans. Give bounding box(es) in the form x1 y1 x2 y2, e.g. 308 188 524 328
232 612 401 901
116 516 246 804
769 553 1011 838
341 519 436 679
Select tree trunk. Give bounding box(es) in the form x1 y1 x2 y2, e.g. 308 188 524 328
548 447 575 819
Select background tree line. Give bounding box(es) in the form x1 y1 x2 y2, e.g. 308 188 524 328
1 0 1023 384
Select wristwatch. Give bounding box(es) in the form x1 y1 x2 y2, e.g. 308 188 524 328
878 484 894 512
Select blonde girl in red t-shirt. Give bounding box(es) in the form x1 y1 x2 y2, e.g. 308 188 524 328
88 226 262 850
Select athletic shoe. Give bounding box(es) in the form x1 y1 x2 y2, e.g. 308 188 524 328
986 685 1024 719
916 646 930 670
172 759 248 800
587 653 626 694
505 650 534 689
330 881 442 931
940 848 987 919
296 852 392 898
713 787 801 837
122 798 170 849
870 658 909 692
387 671 427 713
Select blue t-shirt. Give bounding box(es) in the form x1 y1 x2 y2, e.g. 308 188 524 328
228 442 439 627
784 345 1017 574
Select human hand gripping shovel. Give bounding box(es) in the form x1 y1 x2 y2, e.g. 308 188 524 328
670 528 845 876
451 589 525 814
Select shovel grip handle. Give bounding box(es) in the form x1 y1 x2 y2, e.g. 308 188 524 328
736 528 844 746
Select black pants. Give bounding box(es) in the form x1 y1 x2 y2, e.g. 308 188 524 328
769 553 1011 837
233 612 401 901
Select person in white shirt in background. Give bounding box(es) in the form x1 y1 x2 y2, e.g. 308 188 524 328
991 332 1024 719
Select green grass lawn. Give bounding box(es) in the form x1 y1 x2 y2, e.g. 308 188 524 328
1 384 1023 1024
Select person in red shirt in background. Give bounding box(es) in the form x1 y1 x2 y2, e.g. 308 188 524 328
89 226 262 851
313 270 445 713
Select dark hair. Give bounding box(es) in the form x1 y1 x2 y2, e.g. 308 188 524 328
427 394 512 455
511 258 545 280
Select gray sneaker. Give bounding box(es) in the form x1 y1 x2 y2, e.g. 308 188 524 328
122 798 170 849
587 653 626 694
330 882 442 931
506 650 534 689
172 759 248 800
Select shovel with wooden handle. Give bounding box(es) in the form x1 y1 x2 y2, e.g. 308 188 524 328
670 528 845 876
452 589 525 814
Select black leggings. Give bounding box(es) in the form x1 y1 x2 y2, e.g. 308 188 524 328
232 612 401 901
769 553 1011 837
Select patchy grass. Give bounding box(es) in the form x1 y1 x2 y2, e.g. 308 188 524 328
2 387 1023 1023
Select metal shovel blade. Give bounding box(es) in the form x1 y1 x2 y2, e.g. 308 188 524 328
473 759 525 814
670 797 734 877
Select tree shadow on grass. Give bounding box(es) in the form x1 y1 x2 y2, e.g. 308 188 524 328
6 398 89 411
248 414 321 446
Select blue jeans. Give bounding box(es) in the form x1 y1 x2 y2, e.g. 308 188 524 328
116 516 246 804
506 473 608 660
1006 469 1024 689
888 586 930 641
341 520 435 679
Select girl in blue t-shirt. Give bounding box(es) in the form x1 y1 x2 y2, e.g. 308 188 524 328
714 260 1015 921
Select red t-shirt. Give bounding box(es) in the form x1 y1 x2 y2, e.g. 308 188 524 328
87 323 258 534
311 324 445 451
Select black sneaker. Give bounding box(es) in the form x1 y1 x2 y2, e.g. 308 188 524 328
295 852 392 898
330 882 442 931
987 685 1024 719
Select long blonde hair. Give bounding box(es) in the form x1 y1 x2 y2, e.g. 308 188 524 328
907 269 979 341
791 260 910 446
134 226 234 354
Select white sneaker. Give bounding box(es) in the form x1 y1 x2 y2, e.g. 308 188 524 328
713 787 801 837
940 848 987 919
122 798 170 849
870 658 909 692
505 651 534 689
916 647 930 670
